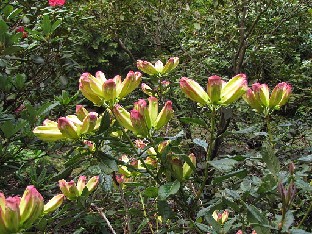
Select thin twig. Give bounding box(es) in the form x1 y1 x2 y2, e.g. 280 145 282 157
91 203 117 234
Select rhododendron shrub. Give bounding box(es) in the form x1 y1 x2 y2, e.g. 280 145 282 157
30 56 305 233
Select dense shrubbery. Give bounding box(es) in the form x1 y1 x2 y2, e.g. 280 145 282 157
0 0 311 233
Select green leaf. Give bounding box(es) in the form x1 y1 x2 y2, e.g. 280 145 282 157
143 187 158 198
98 157 118 174
282 210 294 232
51 19 62 32
208 158 238 171
14 73 26 90
194 222 213 233
98 110 111 133
213 169 247 184
179 117 207 127
0 20 9 35
158 180 180 200
290 229 311 234
257 174 277 194
0 120 26 138
193 138 208 151
245 204 271 234
297 154 312 162
42 15 51 35
135 218 149 233
157 200 172 221
261 143 280 176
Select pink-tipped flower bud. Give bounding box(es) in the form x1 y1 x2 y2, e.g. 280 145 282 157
77 176 87 195
3 196 21 232
162 57 179 74
57 117 79 139
112 104 135 132
76 105 89 121
59 179 79 200
130 109 149 137
155 101 174 130
79 73 103 105
119 71 142 99
180 77 209 105
86 176 100 193
103 79 117 101
19 186 44 228
141 83 154 96
243 88 263 113
220 74 248 104
43 194 64 215
207 75 223 104
269 82 292 109
137 60 159 75
252 82 270 107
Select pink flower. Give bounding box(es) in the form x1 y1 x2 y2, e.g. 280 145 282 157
16 26 28 38
48 0 65 7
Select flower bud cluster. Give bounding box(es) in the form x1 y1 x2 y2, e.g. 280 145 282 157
243 82 292 115
112 97 173 137
33 105 102 141
137 57 179 76
180 74 248 107
59 176 99 200
0 186 64 233
212 210 229 224
79 71 142 106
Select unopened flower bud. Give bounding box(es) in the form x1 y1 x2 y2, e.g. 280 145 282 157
182 153 196 180
180 77 209 105
141 83 154 96
76 105 89 121
103 79 117 101
220 74 248 104
86 176 99 193
119 71 142 99
43 194 64 215
58 117 79 139
207 75 223 104
130 109 149 137
155 101 173 130
112 104 135 132
137 60 159 75
162 57 179 74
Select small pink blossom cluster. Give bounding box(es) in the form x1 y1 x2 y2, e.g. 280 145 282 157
48 0 65 7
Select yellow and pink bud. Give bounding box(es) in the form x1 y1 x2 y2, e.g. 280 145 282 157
43 194 64 215
162 57 179 74
155 100 174 130
180 77 209 105
220 74 248 104
119 71 142 99
141 83 154 96
112 104 135 132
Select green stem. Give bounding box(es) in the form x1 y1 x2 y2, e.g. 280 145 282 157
112 110 161 184
139 192 155 234
265 114 273 147
297 200 312 228
194 106 217 202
